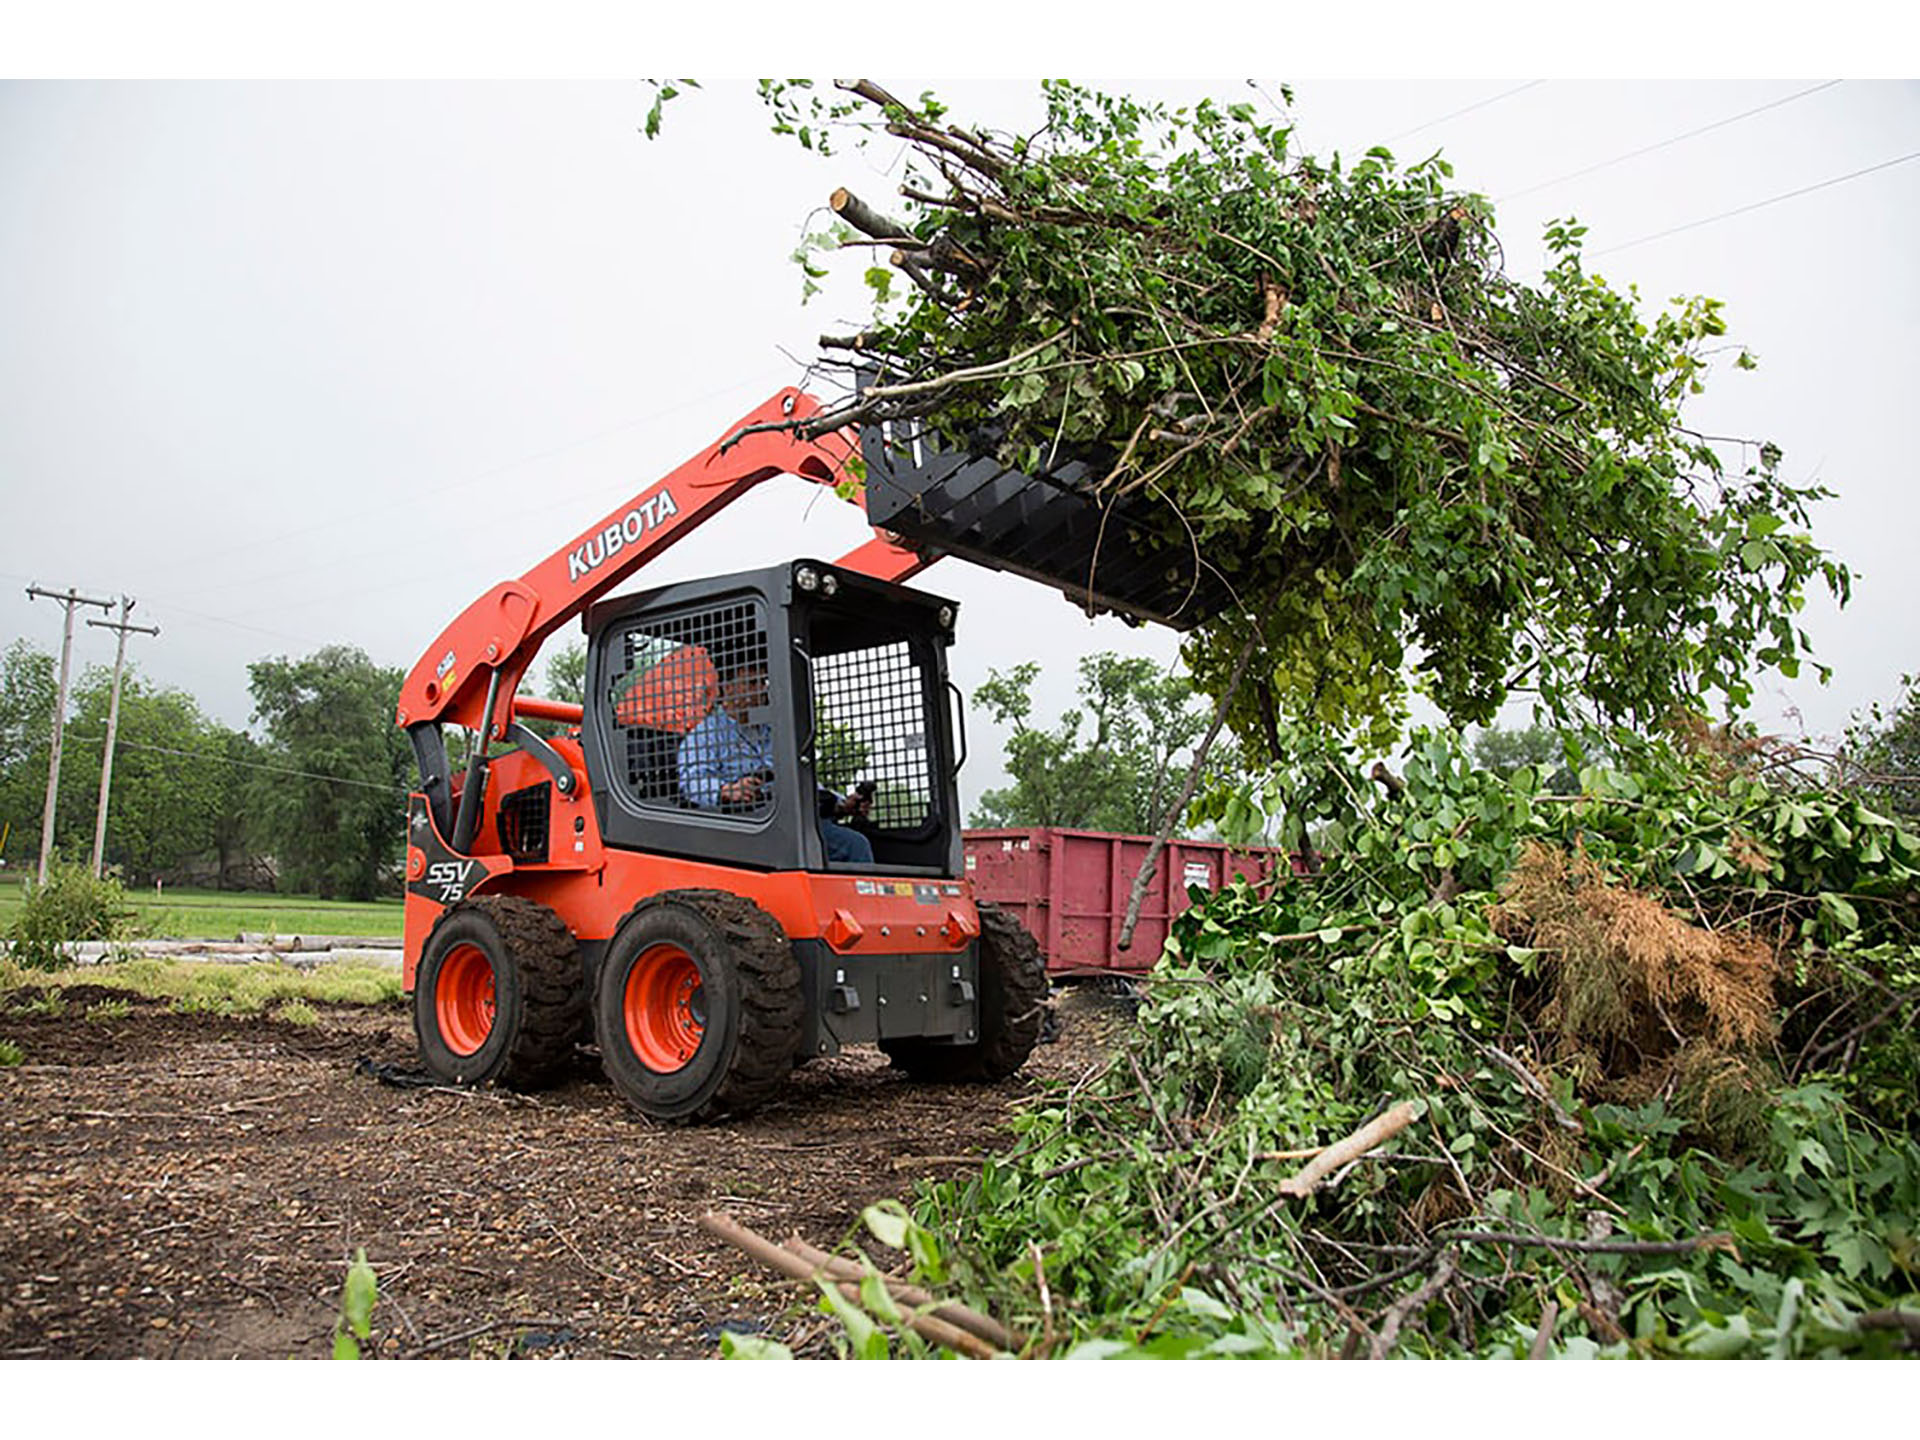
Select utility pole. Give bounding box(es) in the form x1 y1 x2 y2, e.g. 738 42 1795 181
26 585 115 885
86 597 161 878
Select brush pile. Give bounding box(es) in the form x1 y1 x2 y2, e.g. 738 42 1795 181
889 727 1919 1358
748 79 1849 747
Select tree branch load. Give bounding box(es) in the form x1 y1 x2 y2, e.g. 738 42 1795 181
745 79 1852 749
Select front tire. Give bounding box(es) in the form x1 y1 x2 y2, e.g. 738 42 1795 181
414 896 587 1089
883 901 1049 1082
594 889 802 1122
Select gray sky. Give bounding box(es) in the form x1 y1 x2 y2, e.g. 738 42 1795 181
3 69 1917 813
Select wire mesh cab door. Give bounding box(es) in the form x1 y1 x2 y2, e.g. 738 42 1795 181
792 562 964 876
581 567 808 872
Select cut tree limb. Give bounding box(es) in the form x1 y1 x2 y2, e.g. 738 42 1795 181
699 1211 1003 1358
1277 1101 1422 1198
779 1236 1016 1352
830 186 912 242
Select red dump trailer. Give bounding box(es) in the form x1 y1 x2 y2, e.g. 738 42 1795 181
963 827 1298 975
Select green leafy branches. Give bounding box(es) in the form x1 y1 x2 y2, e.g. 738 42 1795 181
747 80 1848 749
906 725 1919 1359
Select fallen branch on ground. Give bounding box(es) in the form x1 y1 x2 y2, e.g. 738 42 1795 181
1277 1102 1422 1198
699 1211 1005 1358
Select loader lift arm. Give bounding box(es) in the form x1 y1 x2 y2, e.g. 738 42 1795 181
395 387 929 846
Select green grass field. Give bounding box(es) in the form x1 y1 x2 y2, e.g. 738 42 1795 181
0 875 403 942
0 955 405 1012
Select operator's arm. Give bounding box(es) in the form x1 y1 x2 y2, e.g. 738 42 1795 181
677 721 730 809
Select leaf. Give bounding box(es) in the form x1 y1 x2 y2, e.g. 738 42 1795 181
1683 1313 1755 1358
341 1248 377 1339
1064 1338 1134 1360
1769 1277 1802 1360
815 1280 886 1359
861 1200 912 1251
332 1330 360 1361
860 1270 905 1325
1179 1286 1234 1320
1317 926 1345 944
720 1331 796 1360
1817 893 1860 933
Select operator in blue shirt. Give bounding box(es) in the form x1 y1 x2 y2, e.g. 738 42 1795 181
678 660 874 865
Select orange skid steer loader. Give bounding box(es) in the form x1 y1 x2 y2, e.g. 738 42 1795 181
396 388 1221 1121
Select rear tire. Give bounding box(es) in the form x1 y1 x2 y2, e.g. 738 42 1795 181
414 896 587 1089
883 901 1049 1082
594 889 802 1123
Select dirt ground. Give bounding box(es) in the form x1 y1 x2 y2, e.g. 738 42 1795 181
0 979 1130 1360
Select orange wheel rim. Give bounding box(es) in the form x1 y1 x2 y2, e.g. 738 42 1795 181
436 943 496 1055
624 943 706 1073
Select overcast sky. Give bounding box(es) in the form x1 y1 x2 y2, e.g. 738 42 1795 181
3 65 1916 812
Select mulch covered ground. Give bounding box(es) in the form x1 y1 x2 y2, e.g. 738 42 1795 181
0 982 1129 1359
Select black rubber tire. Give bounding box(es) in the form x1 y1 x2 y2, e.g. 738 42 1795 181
593 889 802 1123
883 901 1050 1082
413 895 587 1090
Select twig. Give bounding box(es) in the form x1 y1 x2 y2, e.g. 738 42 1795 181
1858 1309 1920 1343
1278 1102 1421 1198
1029 1240 1056 1356
385 1294 423 1345
1447 1229 1737 1257
1328 1247 1441 1300
1480 1043 1582 1134
891 1154 986 1170
1528 1300 1560 1359
1133 1260 1198 1346
701 1212 1002 1358
416 1316 565 1355
1368 1254 1457 1359
1583 1139 1646 1193
1801 991 1911 1073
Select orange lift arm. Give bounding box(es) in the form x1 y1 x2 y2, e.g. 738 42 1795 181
396 388 930 744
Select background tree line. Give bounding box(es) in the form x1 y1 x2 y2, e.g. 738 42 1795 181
4 629 1913 896
0 639 590 900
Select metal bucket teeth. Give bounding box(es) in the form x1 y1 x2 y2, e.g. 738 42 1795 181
859 416 1236 629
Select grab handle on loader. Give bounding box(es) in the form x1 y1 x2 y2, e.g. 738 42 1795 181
946 679 968 776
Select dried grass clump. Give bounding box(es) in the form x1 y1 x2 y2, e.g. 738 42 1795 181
1491 842 1778 1079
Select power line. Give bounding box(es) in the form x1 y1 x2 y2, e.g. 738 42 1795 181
58 732 411 795
1387 82 1544 144
1592 148 1920 256
1500 80 1843 201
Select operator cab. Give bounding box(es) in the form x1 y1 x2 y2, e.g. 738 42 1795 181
579 560 966 877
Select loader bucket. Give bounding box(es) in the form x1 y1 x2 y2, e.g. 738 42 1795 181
859 414 1239 630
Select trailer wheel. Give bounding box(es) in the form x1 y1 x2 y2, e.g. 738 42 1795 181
884 902 1049 1082
594 890 802 1122
414 896 587 1089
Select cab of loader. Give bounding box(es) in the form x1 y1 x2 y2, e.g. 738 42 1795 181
577 558 966 876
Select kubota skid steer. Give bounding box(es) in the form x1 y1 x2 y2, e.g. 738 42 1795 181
396 387 1218 1121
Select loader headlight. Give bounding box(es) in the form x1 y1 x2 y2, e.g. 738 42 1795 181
795 566 820 593
821 573 840 597
938 605 955 630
